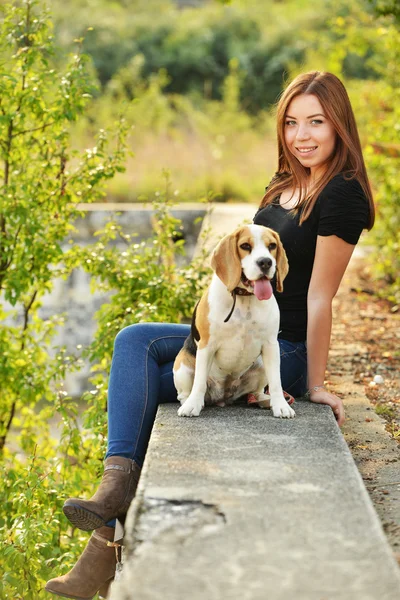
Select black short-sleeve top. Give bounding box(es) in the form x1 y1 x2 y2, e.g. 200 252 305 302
253 173 370 342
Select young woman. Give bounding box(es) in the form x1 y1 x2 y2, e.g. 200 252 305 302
45 71 374 599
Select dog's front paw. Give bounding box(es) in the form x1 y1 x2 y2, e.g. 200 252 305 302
177 397 204 417
271 399 296 419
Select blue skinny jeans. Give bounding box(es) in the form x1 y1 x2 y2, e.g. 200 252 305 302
105 323 307 467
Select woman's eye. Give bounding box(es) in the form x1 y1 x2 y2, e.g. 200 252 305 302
311 119 323 125
268 243 277 251
240 243 252 251
285 120 296 126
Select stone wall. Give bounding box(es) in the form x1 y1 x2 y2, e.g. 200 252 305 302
3 204 205 398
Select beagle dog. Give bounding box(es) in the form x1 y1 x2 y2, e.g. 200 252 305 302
173 224 295 419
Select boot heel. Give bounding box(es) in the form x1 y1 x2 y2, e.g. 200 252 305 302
63 502 105 531
99 578 114 598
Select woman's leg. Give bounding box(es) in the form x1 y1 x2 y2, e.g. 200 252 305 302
63 322 190 531
278 339 308 398
106 322 190 466
50 324 190 596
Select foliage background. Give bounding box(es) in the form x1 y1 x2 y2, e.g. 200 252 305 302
0 0 398 597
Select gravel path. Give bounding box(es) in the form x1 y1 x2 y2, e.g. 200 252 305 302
330 248 400 561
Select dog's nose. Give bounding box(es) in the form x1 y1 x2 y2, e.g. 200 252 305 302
256 257 272 272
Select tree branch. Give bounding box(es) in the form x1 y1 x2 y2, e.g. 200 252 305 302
23 290 38 332
0 401 16 452
13 120 56 138
0 287 38 451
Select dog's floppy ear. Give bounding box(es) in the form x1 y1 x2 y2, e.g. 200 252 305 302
211 229 242 292
269 230 289 293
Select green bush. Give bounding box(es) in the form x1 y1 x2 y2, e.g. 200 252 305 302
0 1 125 596
0 0 128 454
0 2 210 597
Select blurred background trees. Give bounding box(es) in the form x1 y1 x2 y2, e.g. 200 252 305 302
48 0 400 300
0 0 398 596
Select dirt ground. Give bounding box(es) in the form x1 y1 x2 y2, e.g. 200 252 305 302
328 248 400 561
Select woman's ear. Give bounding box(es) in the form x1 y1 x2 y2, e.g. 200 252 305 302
271 230 289 292
210 229 243 292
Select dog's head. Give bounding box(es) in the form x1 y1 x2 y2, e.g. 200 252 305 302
210 225 289 297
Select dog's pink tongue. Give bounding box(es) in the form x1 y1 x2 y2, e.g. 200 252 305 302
253 278 273 300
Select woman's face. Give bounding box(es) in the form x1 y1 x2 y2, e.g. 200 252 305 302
284 93 336 180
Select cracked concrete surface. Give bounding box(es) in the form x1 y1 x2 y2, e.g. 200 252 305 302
130 497 226 555
110 402 400 600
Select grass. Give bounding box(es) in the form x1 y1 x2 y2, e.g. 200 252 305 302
375 403 397 420
105 129 278 204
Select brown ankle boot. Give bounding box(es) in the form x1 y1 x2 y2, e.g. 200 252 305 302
63 456 141 531
45 526 117 600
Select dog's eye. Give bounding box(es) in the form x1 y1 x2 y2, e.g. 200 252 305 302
268 243 277 251
240 243 252 251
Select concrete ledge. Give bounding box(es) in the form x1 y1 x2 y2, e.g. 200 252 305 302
110 401 400 600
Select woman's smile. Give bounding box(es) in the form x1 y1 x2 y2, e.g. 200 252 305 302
296 146 318 154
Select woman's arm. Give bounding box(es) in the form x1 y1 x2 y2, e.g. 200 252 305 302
307 234 356 426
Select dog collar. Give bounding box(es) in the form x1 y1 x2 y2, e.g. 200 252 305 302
224 287 253 323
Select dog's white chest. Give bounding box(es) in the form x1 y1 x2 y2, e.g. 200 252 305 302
210 302 270 375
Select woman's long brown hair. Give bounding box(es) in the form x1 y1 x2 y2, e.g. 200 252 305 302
260 71 375 229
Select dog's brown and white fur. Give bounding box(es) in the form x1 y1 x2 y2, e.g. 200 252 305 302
173 224 295 419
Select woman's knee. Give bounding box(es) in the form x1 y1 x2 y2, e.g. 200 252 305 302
114 323 160 347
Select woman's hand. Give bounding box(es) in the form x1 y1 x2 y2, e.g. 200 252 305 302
309 389 345 426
